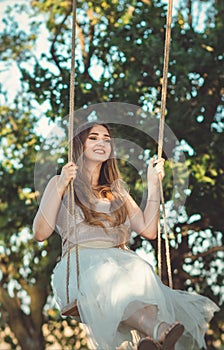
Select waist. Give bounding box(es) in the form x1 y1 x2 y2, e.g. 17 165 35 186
75 241 115 249
62 240 121 257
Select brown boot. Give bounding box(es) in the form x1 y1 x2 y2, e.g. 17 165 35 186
138 337 162 350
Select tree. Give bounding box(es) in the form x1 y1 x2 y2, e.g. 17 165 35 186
0 0 223 348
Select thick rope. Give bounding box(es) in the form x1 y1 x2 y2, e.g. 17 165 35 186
157 0 173 288
66 0 79 305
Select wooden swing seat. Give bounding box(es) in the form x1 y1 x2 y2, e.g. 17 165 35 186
62 300 80 317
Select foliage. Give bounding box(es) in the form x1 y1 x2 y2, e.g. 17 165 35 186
0 0 223 348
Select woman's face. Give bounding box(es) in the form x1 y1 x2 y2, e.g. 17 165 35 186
83 124 112 164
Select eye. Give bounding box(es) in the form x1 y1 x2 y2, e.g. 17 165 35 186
104 139 111 143
88 136 97 140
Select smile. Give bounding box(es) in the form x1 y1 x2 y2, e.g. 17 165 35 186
94 149 105 154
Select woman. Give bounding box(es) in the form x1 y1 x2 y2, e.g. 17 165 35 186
33 122 219 350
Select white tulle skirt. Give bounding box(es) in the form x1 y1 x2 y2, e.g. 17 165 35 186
52 246 219 350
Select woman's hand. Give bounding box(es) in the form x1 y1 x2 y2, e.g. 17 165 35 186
147 158 165 187
126 158 165 239
57 162 78 195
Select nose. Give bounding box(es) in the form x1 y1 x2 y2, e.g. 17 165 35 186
96 139 105 146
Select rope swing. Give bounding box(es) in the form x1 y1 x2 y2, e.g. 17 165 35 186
157 0 173 289
62 0 79 317
62 0 174 317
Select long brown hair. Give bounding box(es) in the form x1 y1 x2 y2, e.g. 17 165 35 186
73 122 128 229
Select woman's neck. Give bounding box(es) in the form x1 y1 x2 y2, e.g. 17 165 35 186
83 160 102 187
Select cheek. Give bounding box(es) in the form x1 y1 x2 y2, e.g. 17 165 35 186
106 143 112 154
83 140 92 151
82 143 90 158
108 148 113 159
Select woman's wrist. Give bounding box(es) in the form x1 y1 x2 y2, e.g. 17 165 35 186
147 185 159 194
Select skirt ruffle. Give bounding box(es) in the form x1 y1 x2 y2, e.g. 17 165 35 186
52 247 219 350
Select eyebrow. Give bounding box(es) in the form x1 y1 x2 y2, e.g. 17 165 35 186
89 132 111 138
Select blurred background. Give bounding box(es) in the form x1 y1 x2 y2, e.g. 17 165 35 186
0 0 223 349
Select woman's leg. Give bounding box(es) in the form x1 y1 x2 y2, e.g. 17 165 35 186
123 305 183 343
123 305 159 337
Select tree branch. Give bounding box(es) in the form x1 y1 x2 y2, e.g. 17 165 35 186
184 245 224 261
50 12 71 74
174 216 211 236
77 8 96 75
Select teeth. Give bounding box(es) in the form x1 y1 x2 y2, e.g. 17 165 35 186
94 149 104 154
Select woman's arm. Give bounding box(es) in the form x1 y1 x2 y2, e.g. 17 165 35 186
126 158 164 240
33 162 77 242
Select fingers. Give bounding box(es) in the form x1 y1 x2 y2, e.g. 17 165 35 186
152 157 165 167
63 161 77 170
149 158 165 180
59 162 78 188
63 162 78 176
153 158 165 178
